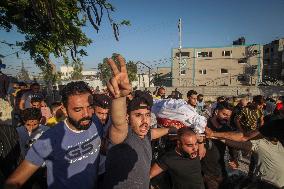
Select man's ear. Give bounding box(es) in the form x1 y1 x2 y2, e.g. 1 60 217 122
176 140 181 148
126 114 129 122
215 109 218 115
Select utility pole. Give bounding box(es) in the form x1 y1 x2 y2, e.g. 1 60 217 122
178 18 182 87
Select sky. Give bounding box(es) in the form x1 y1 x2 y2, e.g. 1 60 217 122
1 0 284 76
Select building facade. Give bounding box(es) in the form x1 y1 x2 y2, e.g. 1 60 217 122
263 38 284 82
172 44 263 87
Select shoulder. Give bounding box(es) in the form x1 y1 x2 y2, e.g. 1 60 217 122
39 121 65 139
160 150 177 161
250 139 265 151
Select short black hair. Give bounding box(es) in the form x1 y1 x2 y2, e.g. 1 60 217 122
50 101 62 110
215 101 234 111
187 90 197 98
30 83 40 87
31 96 43 104
18 82 27 87
21 108 42 122
61 81 92 107
197 94 204 98
93 94 111 109
217 96 225 102
253 95 265 105
177 127 196 140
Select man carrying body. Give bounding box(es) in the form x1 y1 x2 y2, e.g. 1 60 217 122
150 127 205 189
202 101 238 189
205 118 284 188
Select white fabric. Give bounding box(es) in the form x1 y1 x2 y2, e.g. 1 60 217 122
152 99 207 134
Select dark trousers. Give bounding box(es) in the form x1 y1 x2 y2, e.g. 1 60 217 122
203 174 224 189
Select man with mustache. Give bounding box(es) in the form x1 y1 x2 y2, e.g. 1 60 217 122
150 127 205 189
103 55 177 189
5 81 102 189
201 101 238 189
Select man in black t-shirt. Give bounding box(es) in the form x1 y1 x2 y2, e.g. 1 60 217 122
150 127 205 189
202 101 238 189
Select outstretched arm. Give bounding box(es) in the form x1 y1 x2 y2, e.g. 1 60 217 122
224 139 252 152
205 127 262 142
107 55 132 144
4 160 39 189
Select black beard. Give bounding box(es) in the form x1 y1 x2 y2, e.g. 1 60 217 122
216 117 228 125
68 116 92 130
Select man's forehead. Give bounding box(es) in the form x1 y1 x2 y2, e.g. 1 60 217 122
181 135 197 143
95 106 109 112
131 108 150 114
67 93 92 104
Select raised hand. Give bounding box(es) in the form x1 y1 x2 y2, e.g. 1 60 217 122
106 55 132 98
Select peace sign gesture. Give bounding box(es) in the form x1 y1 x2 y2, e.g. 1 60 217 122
107 55 132 98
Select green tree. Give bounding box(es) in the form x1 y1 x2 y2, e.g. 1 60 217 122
70 59 83 80
126 61 137 82
98 53 137 86
0 0 130 82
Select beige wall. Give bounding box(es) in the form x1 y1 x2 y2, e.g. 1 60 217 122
172 45 263 87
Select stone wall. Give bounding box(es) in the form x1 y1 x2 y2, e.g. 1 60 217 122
144 86 284 101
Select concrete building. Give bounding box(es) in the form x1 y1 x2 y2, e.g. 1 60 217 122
263 38 284 82
152 67 172 87
172 44 263 87
60 66 99 80
60 65 74 80
132 74 154 89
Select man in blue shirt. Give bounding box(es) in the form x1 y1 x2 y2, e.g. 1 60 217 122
5 81 101 189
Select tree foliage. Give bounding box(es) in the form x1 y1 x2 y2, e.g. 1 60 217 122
70 59 83 80
0 0 130 83
98 53 137 86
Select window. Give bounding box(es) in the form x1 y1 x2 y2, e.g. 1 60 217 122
176 52 190 57
181 70 186 75
237 75 247 81
199 69 207 74
222 50 231 56
221 68 228 74
197 51 212 58
238 58 247 64
264 48 269 54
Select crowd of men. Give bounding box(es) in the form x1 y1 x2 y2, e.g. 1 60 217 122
0 55 284 189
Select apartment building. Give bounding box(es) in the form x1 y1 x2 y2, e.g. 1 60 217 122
172 44 263 87
263 38 284 81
